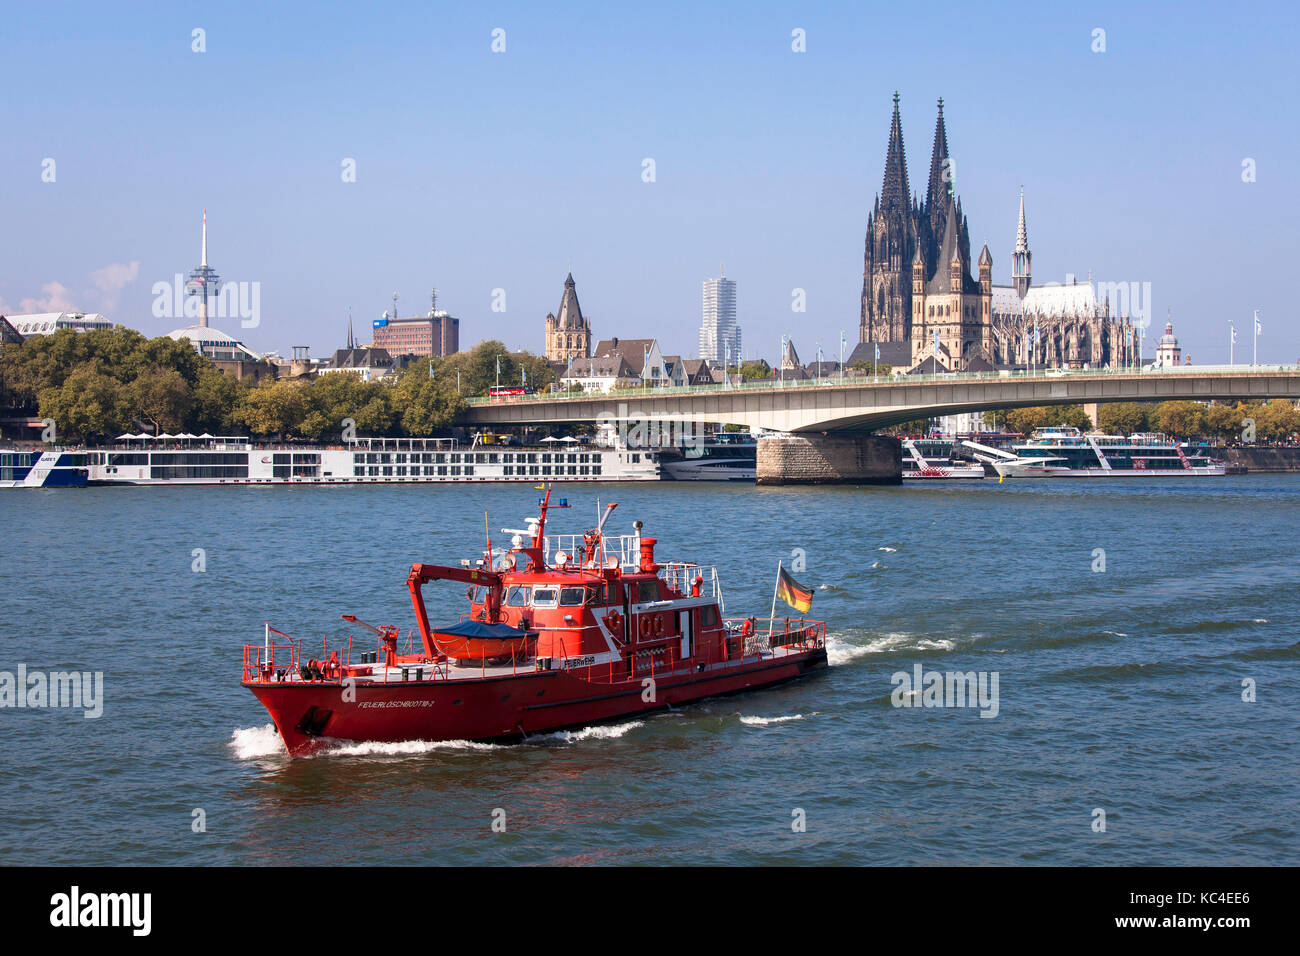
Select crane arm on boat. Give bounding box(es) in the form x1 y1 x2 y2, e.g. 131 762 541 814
407 563 505 659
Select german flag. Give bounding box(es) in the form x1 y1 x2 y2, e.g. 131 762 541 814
776 566 813 614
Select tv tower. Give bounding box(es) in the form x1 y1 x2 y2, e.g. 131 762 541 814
185 209 222 328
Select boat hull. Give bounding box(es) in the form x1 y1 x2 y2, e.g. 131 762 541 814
245 647 827 756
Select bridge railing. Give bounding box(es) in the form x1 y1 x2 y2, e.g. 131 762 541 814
465 364 1300 406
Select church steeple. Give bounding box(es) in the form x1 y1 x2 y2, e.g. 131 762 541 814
926 97 951 212
880 91 911 212
1012 188 1032 299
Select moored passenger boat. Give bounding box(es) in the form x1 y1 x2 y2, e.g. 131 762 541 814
901 438 986 479
84 435 658 484
242 490 828 755
966 427 1227 478
0 449 89 488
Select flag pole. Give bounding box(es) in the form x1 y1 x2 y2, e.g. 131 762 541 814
768 560 782 637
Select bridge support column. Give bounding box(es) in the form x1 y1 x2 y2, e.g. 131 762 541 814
756 434 901 485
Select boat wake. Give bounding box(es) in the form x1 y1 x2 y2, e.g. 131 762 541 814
227 724 505 760
229 724 286 759
739 713 805 726
535 720 645 744
826 632 957 666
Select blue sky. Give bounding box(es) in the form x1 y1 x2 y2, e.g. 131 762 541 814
2 1 1296 363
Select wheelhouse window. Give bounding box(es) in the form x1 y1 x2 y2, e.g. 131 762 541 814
532 588 559 608
506 586 531 607
559 587 586 606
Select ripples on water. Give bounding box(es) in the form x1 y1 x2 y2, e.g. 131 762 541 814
0 478 1296 865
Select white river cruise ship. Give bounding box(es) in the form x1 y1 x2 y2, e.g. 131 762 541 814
84 436 658 485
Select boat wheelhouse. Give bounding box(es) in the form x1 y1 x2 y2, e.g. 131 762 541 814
242 490 827 755
0 449 89 488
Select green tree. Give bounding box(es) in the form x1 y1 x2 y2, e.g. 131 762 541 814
232 379 311 439
1097 402 1150 435
38 364 129 442
438 340 552 396
1203 402 1247 442
1000 405 1092 435
393 366 466 435
191 367 246 434
129 366 192 435
1256 399 1300 442
740 360 771 381
1155 401 1205 439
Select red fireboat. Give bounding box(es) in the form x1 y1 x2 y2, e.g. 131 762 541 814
242 489 827 756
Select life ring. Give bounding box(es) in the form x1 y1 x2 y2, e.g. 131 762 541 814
606 610 623 634
640 616 653 639
652 616 664 637
742 617 755 637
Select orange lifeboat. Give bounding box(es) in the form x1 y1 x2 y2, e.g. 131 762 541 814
430 620 536 665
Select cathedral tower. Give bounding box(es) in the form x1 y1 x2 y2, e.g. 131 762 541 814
860 92 918 344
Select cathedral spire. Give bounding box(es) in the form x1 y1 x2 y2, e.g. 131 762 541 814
926 97 951 211
880 91 911 211
1015 187 1029 253
1012 188 1032 299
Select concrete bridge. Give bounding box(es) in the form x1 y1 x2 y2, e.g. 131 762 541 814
463 365 1300 484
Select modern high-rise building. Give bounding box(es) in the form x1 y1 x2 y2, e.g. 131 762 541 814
371 288 460 357
699 269 740 366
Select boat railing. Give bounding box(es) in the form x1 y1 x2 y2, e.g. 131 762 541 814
544 532 641 570
242 640 301 683
570 617 825 686
656 562 722 605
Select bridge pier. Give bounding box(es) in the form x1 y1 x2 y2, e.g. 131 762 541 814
756 434 901 485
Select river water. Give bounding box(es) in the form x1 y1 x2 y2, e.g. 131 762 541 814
1 477 1295 865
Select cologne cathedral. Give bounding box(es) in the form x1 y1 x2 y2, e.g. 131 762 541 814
858 94 1138 371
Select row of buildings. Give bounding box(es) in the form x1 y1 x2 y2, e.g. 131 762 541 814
5 100 1173 393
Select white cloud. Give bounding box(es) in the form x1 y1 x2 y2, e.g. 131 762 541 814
0 261 140 316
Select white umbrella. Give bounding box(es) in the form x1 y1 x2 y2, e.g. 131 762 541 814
539 436 561 442
198 433 215 439
158 433 176 440
560 436 580 442
114 433 135 440
140 433 158 440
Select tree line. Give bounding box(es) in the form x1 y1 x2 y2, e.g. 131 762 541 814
0 329 554 442
987 401 1300 442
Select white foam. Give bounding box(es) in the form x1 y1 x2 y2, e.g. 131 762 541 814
878 546 897 553
320 738 502 757
228 724 287 759
826 632 957 665
1103 630 1129 638
1252 619 1269 624
542 720 644 744
739 713 804 726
